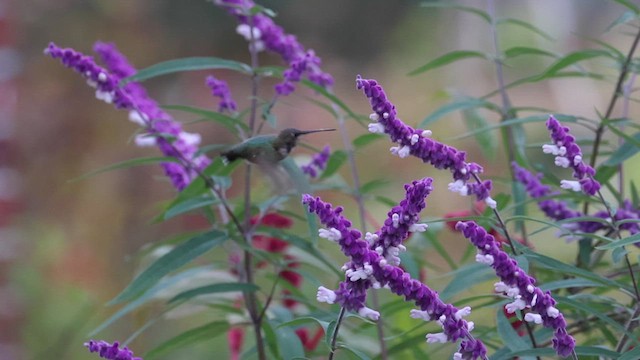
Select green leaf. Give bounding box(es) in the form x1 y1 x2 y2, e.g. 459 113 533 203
161 195 219 221
409 50 488 76
496 308 530 352
420 2 491 22
603 131 640 167
523 249 632 293
619 346 640 360
70 156 176 182
89 267 209 336
162 104 249 133
144 321 229 360
542 50 613 76
440 263 494 301
420 97 500 127
596 232 640 250
110 230 227 304
168 282 259 304
503 46 556 59
612 0 640 14
461 106 495 159
320 150 347 179
338 344 372 360
360 179 389 194
300 79 358 120
122 57 252 84
606 10 639 32
496 18 554 41
540 278 602 292
450 114 577 141
352 133 383 149
274 322 305 360
559 296 637 340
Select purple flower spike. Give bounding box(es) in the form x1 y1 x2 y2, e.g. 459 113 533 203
44 43 132 109
512 163 583 222
47 42 211 191
303 193 487 359
216 0 333 95
301 145 331 178
370 178 432 265
206 75 237 113
355 75 496 209
85 340 142 360
543 116 600 196
455 221 575 357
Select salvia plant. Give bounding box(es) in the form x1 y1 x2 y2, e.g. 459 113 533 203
44 0 640 359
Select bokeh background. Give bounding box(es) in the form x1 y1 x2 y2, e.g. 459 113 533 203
5 0 640 359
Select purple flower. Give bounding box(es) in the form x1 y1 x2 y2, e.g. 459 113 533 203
512 163 583 222
215 0 333 95
206 75 237 113
355 75 496 209
301 145 331 178
455 221 575 357
303 190 487 359
85 340 142 360
369 178 432 265
543 115 600 196
46 42 211 191
44 42 132 109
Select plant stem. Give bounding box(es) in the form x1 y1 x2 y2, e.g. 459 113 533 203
328 307 346 360
240 15 267 360
330 98 388 359
589 25 640 171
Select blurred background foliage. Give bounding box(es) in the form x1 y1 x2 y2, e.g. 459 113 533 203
8 0 640 359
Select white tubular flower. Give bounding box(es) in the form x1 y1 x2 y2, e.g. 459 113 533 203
475 253 494 265
382 112 390 119
524 313 543 324
542 144 566 156
346 264 372 281
390 145 411 158
531 293 538 306
391 213 400 228
454 306 471 320
236 24 262 41
494 281 510 293
425 332 448 343
368 122 385 133
364 232 379 245
410 134 420 145
97 72 107 82
369 112 380 121
316 286 336 304
505 296 526 313
573 154 582 165
409 223 428 232
560 180 581 192
421 129 432 137
134 134 157 147
95 90 114 104
448 180 468 196
410 309 431 321
547 306 560 318
467 321 475 332
554 156 570 168
506 287 520 298
358 306 380 321
318 228 342 242
129 110 148 126
485 196 497 209
179 131 201 146
453 352 463 360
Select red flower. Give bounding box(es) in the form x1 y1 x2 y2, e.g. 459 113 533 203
295 327 325 351
228 327 244 360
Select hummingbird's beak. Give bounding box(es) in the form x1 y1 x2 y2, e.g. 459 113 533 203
294 128 336 136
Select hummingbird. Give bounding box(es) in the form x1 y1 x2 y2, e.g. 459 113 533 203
220 128 335 165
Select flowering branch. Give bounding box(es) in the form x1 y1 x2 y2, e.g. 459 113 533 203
303 187 488 360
